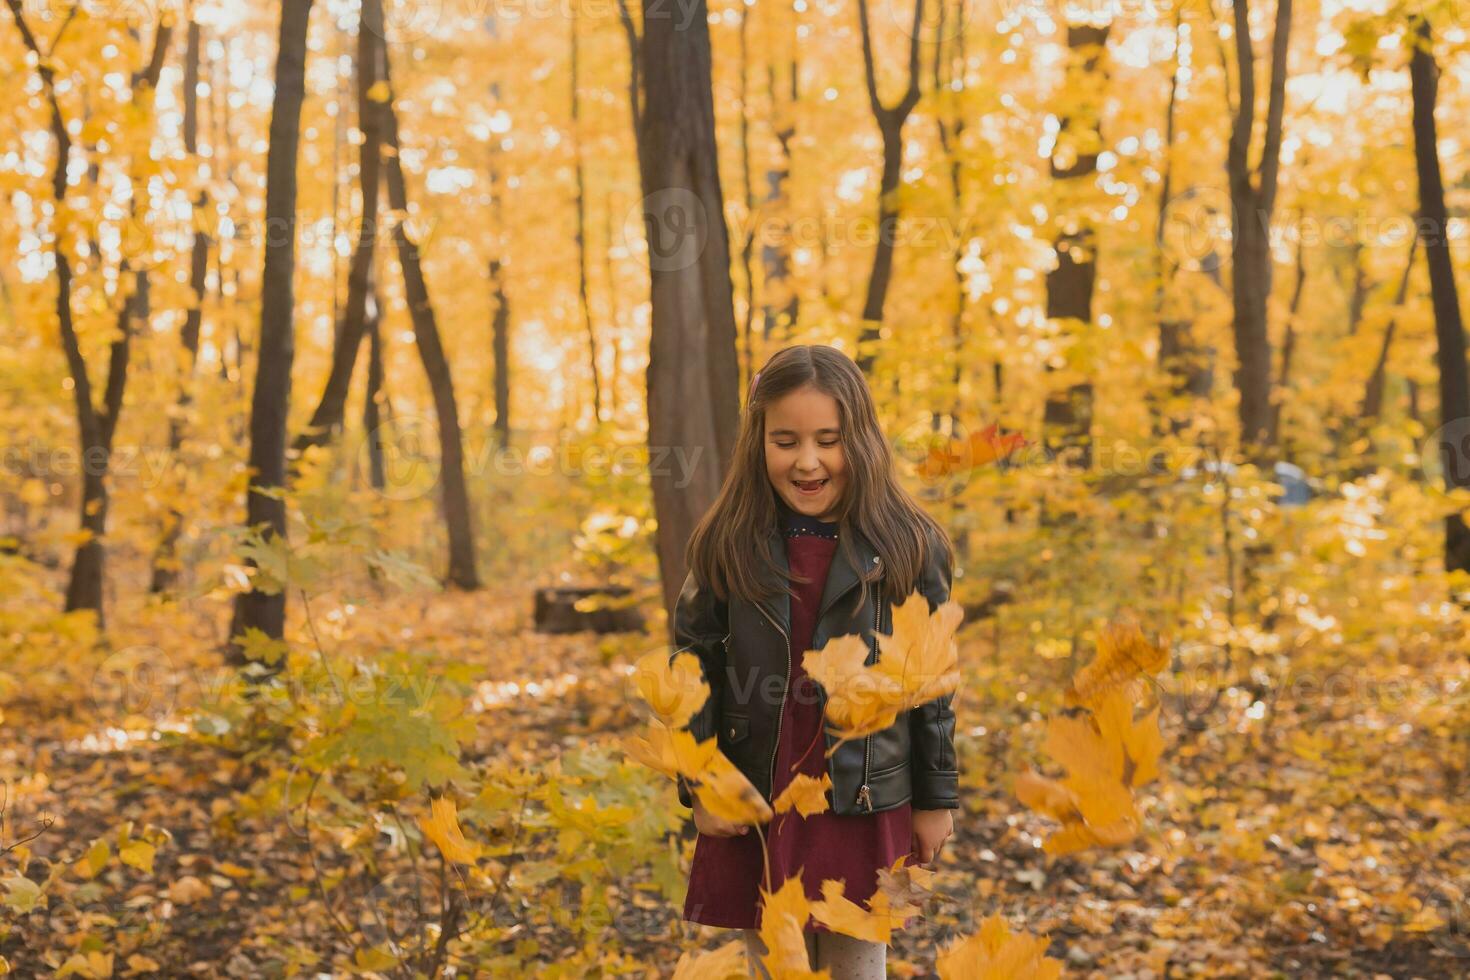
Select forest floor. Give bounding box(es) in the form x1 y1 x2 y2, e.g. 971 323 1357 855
5 571 1468 978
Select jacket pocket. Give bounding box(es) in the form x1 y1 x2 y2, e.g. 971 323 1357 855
721 713 751 744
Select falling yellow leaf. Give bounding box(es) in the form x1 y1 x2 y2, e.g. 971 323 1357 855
935 913 1062 980
418 797 481 864
632 649 710 728
694 751 774 826
802 590 963 749
366 80 392 103
758 877 828 979
773 773 832 817
671 939 748 979
1065 619 1168 711
810 879 892 944
622 725 714 781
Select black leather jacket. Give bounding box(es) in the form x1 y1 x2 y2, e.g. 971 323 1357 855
671 521 958 816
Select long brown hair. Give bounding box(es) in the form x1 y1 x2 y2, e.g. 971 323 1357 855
686 344 952 615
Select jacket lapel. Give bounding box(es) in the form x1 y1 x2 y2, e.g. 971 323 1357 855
755 521 878 636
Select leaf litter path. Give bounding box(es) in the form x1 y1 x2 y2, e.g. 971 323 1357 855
6 582 1468 977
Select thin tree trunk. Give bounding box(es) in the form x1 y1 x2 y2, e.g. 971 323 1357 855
1408 14 1470 576
7 3 169 625
854 0 925 377
1042 22 1108 473
380 44 480 589
152 17 212 594
761 8 798 343
636 0 742 617
570 7 603 424
1150 5 1213 459
1269 235 1307 449
934 0 967 431
737 2 757 390
1361 233 1419 423
362 272 387 491
490 256 511 451
294 0 387 454
1227 0 1293 459
228 0 315 665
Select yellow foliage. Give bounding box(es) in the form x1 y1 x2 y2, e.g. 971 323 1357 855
632 649 709 729
809 879 892 944
803 591 963 748
671 940 747 979
758 877 828 979
773 773 832 817
418 797 481 864
935 914 1062 979
1018 621 1167 855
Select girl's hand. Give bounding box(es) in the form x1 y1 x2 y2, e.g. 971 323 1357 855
692 797 750 838
912 808 953 867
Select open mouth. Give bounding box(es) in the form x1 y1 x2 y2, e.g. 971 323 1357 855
792 479 828 495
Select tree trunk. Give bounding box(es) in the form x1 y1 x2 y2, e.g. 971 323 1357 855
1361 234 1418 424
1227 0 1293 459
294 0 387 454
854 0 924 377
1042 22 1108 473
636 0 742 617
228 0 315 665
152 17 211 594
1408 14 1470 576
761 14 799 343
381 45 480 589
570 7 603 424
7 3 169 626
490 256 512 451
737 2 757 390
362 273 387 491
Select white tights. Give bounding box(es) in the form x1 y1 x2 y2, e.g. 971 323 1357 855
741 927 887 979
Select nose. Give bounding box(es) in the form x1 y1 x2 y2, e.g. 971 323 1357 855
796 440 822 474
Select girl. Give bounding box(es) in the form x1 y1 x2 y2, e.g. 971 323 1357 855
671 345 959 978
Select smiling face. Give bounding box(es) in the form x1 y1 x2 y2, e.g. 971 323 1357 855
764 384 849 522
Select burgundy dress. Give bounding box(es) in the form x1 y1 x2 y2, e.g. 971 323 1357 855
682 511 914 931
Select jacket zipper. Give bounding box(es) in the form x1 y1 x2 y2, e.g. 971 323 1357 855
755 600 790 801
856 557 880 812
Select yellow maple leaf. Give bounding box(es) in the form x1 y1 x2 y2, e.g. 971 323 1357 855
622 724 715 781
873 592 964 707
935 913 1062 979
418 797 481 864
876 855 935 920
810 879 892 944
773 773 832 817
758 877 829 979
671 939 748 979
632 649 710 728
802 591 963 748
1065 619 1168 711
802 634 904 741
694 751 774 826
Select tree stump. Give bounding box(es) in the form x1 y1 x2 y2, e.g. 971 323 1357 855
533 586 646 634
